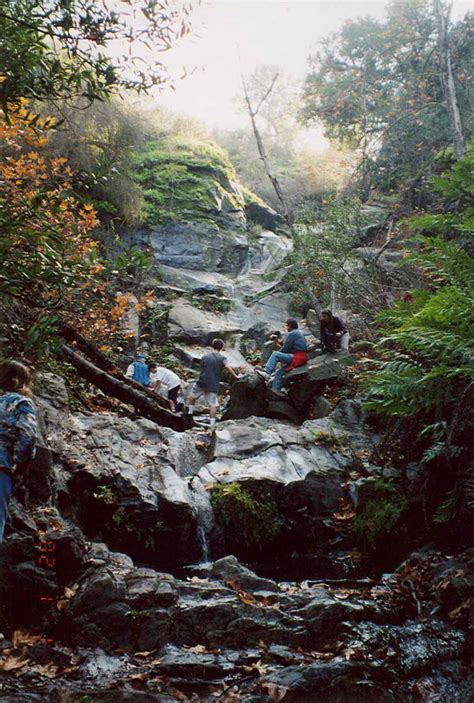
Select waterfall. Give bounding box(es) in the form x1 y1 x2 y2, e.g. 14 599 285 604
197 524 210 564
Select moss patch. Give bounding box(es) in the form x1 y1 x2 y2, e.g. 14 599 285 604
352 480 409 551
211 482 281 554
132 136 246 225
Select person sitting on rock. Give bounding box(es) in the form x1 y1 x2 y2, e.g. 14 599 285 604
319 309 349 353
186 338 240 429
0 360 38 543
257 318 308 392
149 362 182 413
125 353 150 386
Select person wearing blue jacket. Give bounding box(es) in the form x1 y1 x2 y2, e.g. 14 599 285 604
0 360 38 543
258 318 307 391
125 354 150 386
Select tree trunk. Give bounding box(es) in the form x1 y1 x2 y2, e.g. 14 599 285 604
60 344 192 432
241 72 294 228
58 322 170 409
434 0 466 158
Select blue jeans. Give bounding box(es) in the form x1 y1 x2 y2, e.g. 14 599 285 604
265 351 293 391
0 471 12 543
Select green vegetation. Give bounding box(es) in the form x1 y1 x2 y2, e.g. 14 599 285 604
211 482 281 553
352 480 408 549
132 136 245 225
300 0 473 198
0 0 192 114
94 485 116 505
362 147 473 526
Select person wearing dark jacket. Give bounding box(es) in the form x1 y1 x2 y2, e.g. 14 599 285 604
187 339 240 429
258 318 308 391
319 309 349 353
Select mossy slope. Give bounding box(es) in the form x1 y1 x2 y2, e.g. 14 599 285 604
132 135 247 226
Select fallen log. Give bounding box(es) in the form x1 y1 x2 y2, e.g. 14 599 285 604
58 322 169 410
58 323 115 372
60 344 192 432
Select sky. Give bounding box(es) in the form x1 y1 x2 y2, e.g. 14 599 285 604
152 0 472 130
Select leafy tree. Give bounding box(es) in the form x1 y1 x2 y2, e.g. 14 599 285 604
287 197 388 315
0 102 152 361
0 0 192 114
300 0 473 197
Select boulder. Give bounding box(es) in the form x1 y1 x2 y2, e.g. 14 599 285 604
211 555 279 593
44 410 208 567
245 200 289 235
221 373 268 421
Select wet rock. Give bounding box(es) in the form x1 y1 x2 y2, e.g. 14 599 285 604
211 555 279 592
267 399 302 425
290 588 365 635
262 660 388 703
125 568 177 608
172 591 309 648
312 396 333 419
346 619 466 675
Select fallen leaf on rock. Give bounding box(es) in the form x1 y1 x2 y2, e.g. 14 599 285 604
333 508 356 521
57 583 80 610
34 662 59 678
261 682 289 702
133 650 156 658
0 655 30 672
12 630 45 647
243 659 269 675
166 687 189 701
344 646 365 661
195 440 207 450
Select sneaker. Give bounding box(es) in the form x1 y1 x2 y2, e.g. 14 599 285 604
255 368 273 382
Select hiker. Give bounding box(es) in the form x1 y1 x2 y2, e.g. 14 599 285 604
187 338 240 429
149 363 182 412
319 309 349 353
257 318 308 391
125 353 150 386
0 360 38 543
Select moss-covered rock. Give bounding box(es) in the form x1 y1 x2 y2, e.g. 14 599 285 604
132 135 246 226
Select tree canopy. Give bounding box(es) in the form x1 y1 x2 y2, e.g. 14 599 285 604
300 0 473 196
0 0 192 113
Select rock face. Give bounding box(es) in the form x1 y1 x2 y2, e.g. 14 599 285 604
1 376 472 703
140 223 249 275
222 352 355 423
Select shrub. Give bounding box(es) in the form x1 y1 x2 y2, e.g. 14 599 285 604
210 482 281 553
352 480 408 550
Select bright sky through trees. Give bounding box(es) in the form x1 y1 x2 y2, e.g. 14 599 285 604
155 0 472 129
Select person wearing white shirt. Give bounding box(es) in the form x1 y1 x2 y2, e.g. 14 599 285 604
149 363 182 412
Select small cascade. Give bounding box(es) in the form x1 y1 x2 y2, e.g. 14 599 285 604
197 524 210 564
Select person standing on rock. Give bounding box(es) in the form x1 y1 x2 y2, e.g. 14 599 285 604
125 353 150 386
186 339 240 429
149 362 182 413
319 309 349 353
0 360 38 543
257 318 308 392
